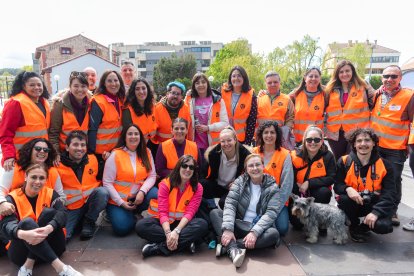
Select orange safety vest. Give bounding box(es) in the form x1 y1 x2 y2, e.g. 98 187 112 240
57 154 101 210
92 94 122 154
325 85 370 137
293 91 325 143
11 165 59 191
127 105 158 144
161 139 198 170
9 186 53 222
12 93 50 151
59 102 90 151
341 155 386 192
147 178 194 223
257 93 290 127
154 102 191 143
221 83 254 142
108 148 151 205
370 88 414 150
291 151 327 184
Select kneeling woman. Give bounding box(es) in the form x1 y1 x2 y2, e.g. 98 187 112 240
210 154 282 268
136 155 208 257
103 124 158 236
0 163 82 276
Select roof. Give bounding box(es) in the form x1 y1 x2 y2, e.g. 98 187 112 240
402 57 414 71
327 42 400 54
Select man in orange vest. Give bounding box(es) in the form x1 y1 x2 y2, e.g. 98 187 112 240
57 130 109 241
370 65 414 226
334 128 396 242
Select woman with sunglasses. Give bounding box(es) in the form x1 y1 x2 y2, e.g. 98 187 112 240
289 125 336 229
49 72 92 164
324 60 375 161
136 155 208 257
0 138 64 218
88 71 126 179
103 124 157 236
289 67 327 145
0 71 50 172
253 121 293 236
0 163 83 276
155 117 202 181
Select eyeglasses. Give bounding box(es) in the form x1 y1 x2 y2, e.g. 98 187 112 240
33 146 51 153
305 137 322 144
247 162 263 169
382 74 399 79
169 91 182 97
181 164 195 170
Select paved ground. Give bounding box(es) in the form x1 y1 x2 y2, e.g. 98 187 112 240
1 163 413 276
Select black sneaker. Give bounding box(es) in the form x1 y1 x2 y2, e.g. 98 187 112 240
189 242 196 254
392 214 400 226
349 227 367 243
142 243 162 258
80 218 96 240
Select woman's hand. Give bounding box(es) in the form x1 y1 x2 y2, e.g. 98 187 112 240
243 232 257 249
134 191 145 206
53 154 61 167
3 158 15 171
221 230 236 246
102 151 111 161
299 181 309 194
195 124 209 133
17 229 48 245
0 202 16 216
167 230 179 251
121 202 137 211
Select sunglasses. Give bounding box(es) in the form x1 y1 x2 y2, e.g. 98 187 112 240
382 74 399 79
305 137 322 144
33 146 51 153
181 164 195 170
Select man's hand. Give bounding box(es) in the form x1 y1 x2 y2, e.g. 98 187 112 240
346 187 364 205
363 213 378 229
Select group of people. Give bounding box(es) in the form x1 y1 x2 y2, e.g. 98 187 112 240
0 60 413 274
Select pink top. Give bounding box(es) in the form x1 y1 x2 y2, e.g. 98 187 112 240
158 180 203 225
194 96 212 149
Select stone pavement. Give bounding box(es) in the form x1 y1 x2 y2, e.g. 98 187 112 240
1 165 413 276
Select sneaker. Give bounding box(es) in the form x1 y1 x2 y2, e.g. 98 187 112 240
189 242 196 254
392 214 400 226
80 218 96 240
403 218 414 231
229 248 246 268
215 243 226 257
18 266 33 276
102 210 110 223
349 227 367 243
142 243 162 258
59 265 83 276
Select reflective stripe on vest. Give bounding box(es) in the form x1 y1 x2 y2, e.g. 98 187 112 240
154 102 191 143
257 93 290 127
127 105 157 142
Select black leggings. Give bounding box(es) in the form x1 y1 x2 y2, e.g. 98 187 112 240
8 208 66 266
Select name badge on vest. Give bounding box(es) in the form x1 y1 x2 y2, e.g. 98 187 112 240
389 105 401 111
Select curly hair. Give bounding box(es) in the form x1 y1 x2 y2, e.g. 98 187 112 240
345 127 379 153
16 138 56 171
168 155 199 193
256 121 282 152
11 71 49 99
124 78 154 116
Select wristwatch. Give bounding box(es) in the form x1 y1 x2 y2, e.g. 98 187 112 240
174 227 181 234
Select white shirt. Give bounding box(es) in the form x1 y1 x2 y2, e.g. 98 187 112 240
243 181 261 223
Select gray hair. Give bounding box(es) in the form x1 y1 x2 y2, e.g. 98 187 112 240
265 71 280 80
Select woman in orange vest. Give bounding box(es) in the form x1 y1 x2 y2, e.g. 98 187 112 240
0 138 64 218
289 67 327 145
49 71 91 162
88 70 126 179
103 124 158 236
253 121 293 236
0 163 82 276
155 117 202 181
122 77 158 158
289 125 336 230
0 71 50 171
186 73 229 155
221 66 257 145
324 60 374 160
136 155 208 257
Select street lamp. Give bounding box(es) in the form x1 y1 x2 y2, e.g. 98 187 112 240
208 76 214 82
368 40 377 81
53 74 60 94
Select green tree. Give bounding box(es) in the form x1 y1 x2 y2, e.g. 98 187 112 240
369 75 382 89
21 65 33 72
153 54 197 95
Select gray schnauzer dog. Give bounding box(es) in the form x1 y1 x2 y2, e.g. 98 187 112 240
291 195 348 245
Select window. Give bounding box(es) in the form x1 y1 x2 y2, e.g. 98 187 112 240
87 49 96 54
201 59 210 67
61 47 72 55
371 56 400 63
129 51 135 58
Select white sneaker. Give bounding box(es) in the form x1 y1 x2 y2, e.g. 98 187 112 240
403 218 414 231
18 266 33 276
59 265 83 276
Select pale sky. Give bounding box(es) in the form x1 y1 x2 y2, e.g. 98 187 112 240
1 0 413 69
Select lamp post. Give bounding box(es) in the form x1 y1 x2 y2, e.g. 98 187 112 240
53 74 60 95
368 40 377 81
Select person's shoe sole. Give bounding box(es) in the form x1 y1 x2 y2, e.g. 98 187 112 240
189 242 196 254
402 225 414 231
233 249 246 268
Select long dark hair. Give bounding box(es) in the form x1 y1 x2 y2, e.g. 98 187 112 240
225 65 251 93
115 124 151 172
16 138 56 171
11 71 49 99
124 78 154 116
168 155 198 192
292 67 323 97
96 70 126 100
256 121 282 152
191 72 212 98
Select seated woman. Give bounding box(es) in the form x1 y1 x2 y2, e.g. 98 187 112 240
103 124 158 236
253 121 293 236
0 163 82 276
289 125 336 229
0 138 64 218
201 126 251 209
155 117 202 181
210 154 282 268
136 155 208 257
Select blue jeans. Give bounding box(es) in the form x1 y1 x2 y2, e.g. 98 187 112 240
275 206 289 236
65 187 109 240
107 186 158 236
